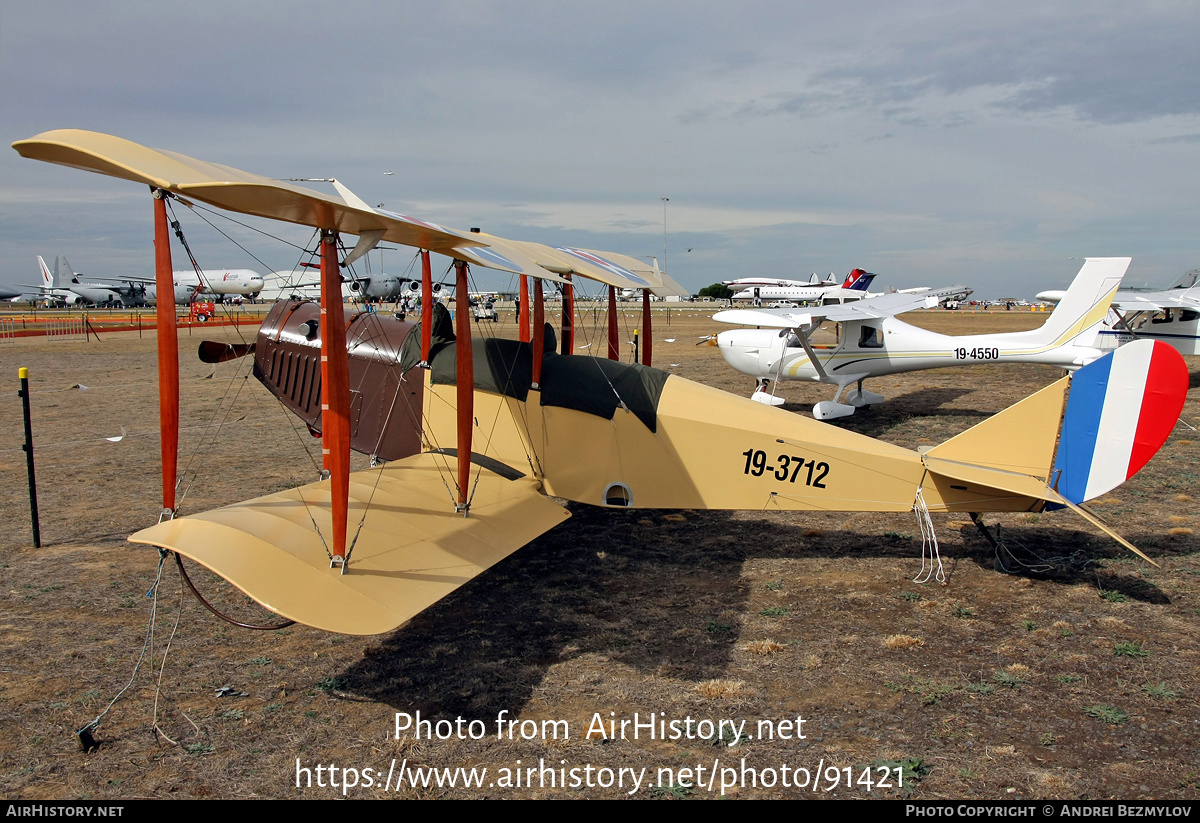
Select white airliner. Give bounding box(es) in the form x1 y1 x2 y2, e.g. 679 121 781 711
713 258 1127 419
1037 269 1200 356
82 264 265 304
727 268 878 304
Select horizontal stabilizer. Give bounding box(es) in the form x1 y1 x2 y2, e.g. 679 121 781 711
129 453 570 635
925 376 1069 480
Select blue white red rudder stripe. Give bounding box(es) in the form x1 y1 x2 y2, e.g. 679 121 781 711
1053 340 1188 504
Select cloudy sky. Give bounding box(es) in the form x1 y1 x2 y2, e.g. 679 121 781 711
2 1 1199 298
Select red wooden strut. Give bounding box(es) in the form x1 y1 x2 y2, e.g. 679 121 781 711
420 249 433 364
152 191 179 515
607 285 619 361
319 230 350 565
518 275 530 343
531 278 544 388
561 273 575 355
454 260 474 513
641 289 653 366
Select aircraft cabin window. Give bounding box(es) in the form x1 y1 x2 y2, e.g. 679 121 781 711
1181 309 1199 322
858 325 883 348
1152 309 1174 324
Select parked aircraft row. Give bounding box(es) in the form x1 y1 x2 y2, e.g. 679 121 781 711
721 269 949 307
15 255 264 307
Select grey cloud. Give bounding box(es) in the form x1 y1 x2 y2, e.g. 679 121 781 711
817 7 1200 124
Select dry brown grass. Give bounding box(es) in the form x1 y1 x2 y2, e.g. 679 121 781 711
694 679 746 699
744 639 785 655
884 634 925 650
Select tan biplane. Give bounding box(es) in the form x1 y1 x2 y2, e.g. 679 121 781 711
13 130 1190 636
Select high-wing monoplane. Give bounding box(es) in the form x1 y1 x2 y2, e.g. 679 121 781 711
712 260 1123 419
13 130 1188 637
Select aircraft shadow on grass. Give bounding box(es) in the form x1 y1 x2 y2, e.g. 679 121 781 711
778 387 983 438
332 505 1193 719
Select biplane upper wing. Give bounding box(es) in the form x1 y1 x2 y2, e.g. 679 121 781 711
11 129 573 282
572 248 690 297
129 453 570 635
711 285 970 328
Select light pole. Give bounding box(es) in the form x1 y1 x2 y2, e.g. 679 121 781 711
661 197 669 275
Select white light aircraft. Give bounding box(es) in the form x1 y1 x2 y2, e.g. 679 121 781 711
714 258 1128 420
1037 269 1200 356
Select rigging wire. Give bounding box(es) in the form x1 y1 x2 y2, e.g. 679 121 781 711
151 563 186 745
75 551 168 750
187 201 311 253
912 486 946 584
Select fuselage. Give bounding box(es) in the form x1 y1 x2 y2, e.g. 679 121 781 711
731 270 875 304
174 269 264 300
718 317 1099 385
1095 308 1200 356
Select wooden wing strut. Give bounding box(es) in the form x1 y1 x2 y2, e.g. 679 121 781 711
320 230 350 566
152 190 179 516
607 285 619 360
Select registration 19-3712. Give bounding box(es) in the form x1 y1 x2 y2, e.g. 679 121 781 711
741 449 829 487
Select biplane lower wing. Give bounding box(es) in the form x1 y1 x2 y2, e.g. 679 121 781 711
129 453 570 635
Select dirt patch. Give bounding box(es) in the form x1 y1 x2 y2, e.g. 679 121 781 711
1 307 1198 799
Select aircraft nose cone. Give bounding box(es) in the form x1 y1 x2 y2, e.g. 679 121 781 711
716 331 761 376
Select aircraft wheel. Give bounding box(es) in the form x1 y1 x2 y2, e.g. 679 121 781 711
813 400 856 420
751 390 786 406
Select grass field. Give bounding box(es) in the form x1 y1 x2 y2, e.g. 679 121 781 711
1 305 1197 799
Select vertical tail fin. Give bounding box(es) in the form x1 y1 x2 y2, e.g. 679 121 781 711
841 269 876 291
1022 257 1129 348
55 255 77 286
37 255 52 288
1052 339 1188 503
